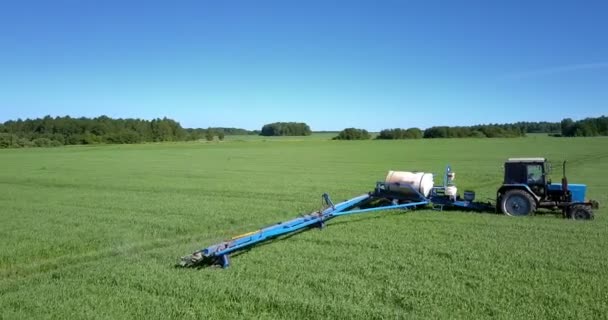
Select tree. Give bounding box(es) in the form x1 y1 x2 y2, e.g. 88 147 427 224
205 129 214 141
260 122 312 136
33 138 53 147
218 131 225 141
377 128 423 139
333 128 371 140
561 118 575 136
0 133 17 148
423 127 449 138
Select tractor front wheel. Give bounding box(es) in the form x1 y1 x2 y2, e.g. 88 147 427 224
568 205 594 220
500 189 536 216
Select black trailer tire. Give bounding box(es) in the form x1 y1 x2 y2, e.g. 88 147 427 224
500 189 536 216
568 205 594 220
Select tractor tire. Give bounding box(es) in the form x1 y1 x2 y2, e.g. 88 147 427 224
500 189 536 216
568 205 594 220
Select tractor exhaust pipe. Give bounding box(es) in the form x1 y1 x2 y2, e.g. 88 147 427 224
561 161 568 193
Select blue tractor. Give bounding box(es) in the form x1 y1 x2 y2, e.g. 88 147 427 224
497 158 598 219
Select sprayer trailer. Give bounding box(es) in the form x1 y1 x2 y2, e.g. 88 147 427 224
178 165 491 268
179 159 598 268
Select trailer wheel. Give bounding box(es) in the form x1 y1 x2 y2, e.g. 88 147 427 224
568 205 594 220
500 189 536 216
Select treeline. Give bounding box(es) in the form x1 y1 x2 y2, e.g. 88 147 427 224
0 116 186 148
423 125 524 138
375 121 577 139
370 125 524 139
210 127 256 135
363 117 606 140
304 117 607 141
377 128 423 139
185 127 257 141
512 121 561 134
561 117 608 137
260 122 311 136
0 116 256 148
2 116 606 148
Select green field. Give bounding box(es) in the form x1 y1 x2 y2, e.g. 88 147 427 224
1 136 608 319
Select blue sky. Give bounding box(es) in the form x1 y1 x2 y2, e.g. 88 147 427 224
1 0 606 130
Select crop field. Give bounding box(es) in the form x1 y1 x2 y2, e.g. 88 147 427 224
1 135 608 319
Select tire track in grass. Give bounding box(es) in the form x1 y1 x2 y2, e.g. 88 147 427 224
565 150 608 167
0 221 263 293
1 191 320 283
0 178 304 204
17 199 298 241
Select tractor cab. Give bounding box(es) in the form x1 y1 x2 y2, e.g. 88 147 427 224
503 158 549 197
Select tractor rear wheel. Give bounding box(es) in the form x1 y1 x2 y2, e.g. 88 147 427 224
568 205 594 220
500 189 536 216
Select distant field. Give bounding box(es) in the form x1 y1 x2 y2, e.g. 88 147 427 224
1 136 607 319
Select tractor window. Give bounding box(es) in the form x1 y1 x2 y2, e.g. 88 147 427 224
526 164 543 184
504 163 527 184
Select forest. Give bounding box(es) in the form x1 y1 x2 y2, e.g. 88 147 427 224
0 115 606 148
377 119 606 139
560 117 608 137
0 116 252 148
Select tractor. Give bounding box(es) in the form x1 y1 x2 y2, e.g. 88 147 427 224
497 158 598 219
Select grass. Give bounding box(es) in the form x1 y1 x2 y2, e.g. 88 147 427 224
1 136 608 319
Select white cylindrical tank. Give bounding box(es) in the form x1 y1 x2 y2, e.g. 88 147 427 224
385 171 434 198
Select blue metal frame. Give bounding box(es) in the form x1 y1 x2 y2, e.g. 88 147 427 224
181 184 430 268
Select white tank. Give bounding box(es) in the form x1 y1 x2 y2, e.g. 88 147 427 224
385 171 434 198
